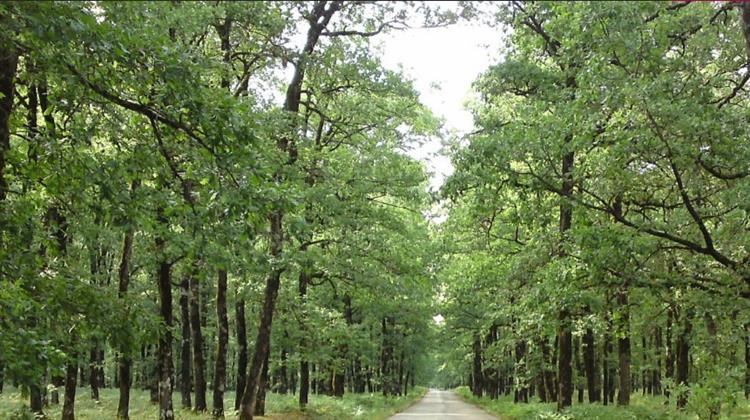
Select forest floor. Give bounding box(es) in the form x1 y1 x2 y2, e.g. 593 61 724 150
0 387 426 420
454 386 750 420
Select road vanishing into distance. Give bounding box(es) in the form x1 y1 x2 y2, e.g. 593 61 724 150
389 390 498 419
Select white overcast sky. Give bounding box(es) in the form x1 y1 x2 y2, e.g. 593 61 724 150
378 18 505 191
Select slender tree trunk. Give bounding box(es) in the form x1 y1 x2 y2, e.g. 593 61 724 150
253 352 269 416
279 347 288 394
676 309 691 409
617 287 630 406
557 149 574 410
603 316 611 406
89 346 100 401
472 333 483 398
665 304 675 400
30 384 44 416
213 269 229 418
239 258 282 418
61 360 78 420
574 337 584 403
583 327 599 402
298 271 310 409
557 310 573 409
179 276 192 409
235 299 248 411
745 323 750 399
652 327 662 396
514 340 528 403
190 263 207 412
540 337 556 402
117 183 137 418
643 335 649 396
156 208 174 420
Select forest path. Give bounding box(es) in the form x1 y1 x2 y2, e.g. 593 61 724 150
389 389 498 419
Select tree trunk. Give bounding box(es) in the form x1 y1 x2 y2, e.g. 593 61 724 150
472 333 483 398
117 180 138 419
190 263 207 412
239 255 282 419
213 269 229 418
90 346 100 401
299 271 310 409
745 323 750 399
61 360 77 420
556 148 574 410
278 347 288 394
603 313 613 406
676 309 691 409
179 276 192 409
574 337 584 403
643 335 649 396
253 352 269 416
540 337 556 402
652 327 662 396
583 327 598 402
557 310 573 409
156 208 174 420
665 304 675 400
30 384 43 416
235 299 248 411
617 288 630 406
514 339 528 403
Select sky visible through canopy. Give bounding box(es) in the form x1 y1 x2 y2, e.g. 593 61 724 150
379 18 504 192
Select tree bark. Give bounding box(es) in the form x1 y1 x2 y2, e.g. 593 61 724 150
212 269 229 418
253 352 269 416
117 180 138 419
278 347 288 394
298 271 310 409
617 288 630 406
556 148 574 410
676 308 691 409
61 360 78 420
189 262 207 412
179 276 192 409
89 346 100 401
583 327 599 402
514 339 528 403
239 254 282 418
472 333 484 398
156 208 174 420
30 384 43 416
574 337 584 403
603 309 615 405
665 304 675 400
652 327 662 396
235 298 248 411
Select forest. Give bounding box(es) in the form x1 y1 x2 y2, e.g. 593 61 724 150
1 1 750 420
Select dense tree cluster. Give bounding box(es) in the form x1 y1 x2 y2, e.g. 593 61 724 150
0 2 447 419
439 1 750 418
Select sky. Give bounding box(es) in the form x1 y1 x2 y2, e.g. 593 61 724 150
378 19 505 192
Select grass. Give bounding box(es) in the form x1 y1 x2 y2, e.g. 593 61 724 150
454 386 750 420
0 386 427 420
